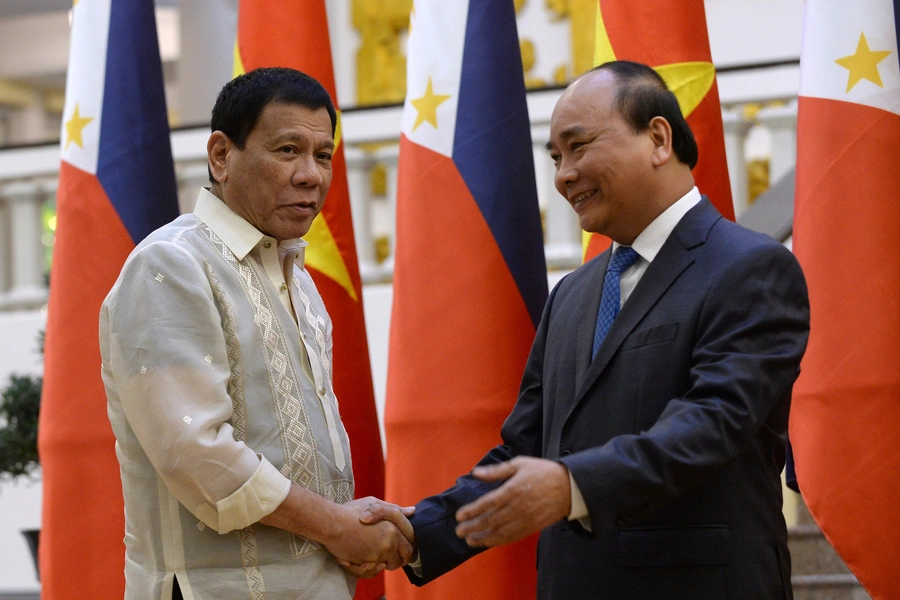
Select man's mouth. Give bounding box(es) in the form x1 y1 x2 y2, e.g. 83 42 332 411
570 190 596 205
287 203 317 214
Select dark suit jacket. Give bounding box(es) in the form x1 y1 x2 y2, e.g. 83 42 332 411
404 199 810 600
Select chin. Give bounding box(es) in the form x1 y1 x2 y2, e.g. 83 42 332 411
579 217 608 236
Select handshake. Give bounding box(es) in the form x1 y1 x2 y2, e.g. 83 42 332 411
325 497 417 579
257 456 573 579
323 456 574 579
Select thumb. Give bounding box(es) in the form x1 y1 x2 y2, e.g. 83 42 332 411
472 461 516 482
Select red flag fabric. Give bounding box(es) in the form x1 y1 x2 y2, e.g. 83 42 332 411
39 1 179 597
585 0 734 260
384 1 548 598
235 3 385 598
791 2 900 598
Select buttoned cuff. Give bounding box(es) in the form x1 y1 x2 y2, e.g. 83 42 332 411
215 455 292 533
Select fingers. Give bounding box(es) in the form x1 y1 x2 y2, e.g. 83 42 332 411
358 500 416 525
455 458 572 549
456 483 511 523
471 459 518 483
358 500 416 549
393 526 414 567
455 489 515 547
338 560 385 579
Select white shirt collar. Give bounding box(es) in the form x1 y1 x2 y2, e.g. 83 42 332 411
612 186 702 262
193 188 307 267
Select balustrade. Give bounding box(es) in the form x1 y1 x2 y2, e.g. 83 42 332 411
0 96 798 313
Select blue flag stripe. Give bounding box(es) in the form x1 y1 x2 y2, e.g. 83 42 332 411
452 0 548 328
97 0 179 245
895 0 900 76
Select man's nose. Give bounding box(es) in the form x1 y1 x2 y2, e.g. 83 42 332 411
554 158 576 194
292 156 323 185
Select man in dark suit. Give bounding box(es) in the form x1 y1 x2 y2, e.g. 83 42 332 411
363 60 809 599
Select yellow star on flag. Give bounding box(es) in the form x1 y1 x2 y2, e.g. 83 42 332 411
64 103 94 151
411 77 451 131
835 33 892 92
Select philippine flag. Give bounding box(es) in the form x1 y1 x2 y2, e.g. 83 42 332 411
791 1 900 598
384 1 548 599
39 1 179 597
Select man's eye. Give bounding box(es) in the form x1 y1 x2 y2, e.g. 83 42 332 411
317 152 333 162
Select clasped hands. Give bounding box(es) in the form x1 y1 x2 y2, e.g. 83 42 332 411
346 456 571 577
329 497 416 579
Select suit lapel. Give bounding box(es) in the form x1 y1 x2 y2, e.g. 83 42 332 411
570 199 722 415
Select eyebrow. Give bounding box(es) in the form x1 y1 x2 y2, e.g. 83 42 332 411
273 132 335 151
544 125 589 152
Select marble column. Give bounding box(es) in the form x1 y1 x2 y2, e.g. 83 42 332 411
376 145 399 276
344 146 380 283
722 108 754 219
0 193 9 294
756 101 798 186
2 181 47 309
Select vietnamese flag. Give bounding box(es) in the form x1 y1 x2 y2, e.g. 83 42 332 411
38 0 179 598
235 2 386 598
384 1 548 599
584 0 734 260
790 1 900 598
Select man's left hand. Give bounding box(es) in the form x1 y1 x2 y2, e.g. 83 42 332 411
455 456 571 548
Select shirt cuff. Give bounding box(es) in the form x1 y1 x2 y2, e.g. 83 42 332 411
408 551 423 577
568 471 589 521
215 455 292 533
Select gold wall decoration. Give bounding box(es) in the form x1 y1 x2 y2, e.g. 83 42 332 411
743 100 785 203
374 235 391 264
546 0 596 82
747 159 770 205
521 39 547 89
353 0 412 106
370 162 387 197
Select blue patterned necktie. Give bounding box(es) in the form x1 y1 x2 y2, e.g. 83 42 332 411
592 246 641 359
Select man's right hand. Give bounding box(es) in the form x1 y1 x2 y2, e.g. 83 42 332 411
259 485 415 578
334 500 418 578
324 497 416 576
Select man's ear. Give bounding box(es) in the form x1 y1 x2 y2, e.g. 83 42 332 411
648 116 674 167
207 131 230 183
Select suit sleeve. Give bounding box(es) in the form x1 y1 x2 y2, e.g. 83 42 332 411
560 243 809 534
403 278 564 585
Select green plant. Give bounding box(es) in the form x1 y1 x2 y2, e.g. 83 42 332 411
0 373 42 482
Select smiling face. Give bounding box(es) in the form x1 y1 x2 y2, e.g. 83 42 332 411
547 70 664 245
208 102 334 241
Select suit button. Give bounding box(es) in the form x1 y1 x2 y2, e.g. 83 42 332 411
561 450 571 456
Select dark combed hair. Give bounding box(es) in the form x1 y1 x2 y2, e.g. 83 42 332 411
590 61 699 169
210 66 337 149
